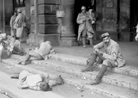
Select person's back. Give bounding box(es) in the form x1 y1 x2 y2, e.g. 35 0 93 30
26 74 43 87
34 41 52 58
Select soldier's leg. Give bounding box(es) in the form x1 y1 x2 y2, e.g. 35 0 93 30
87 32 94 47
90 59 114 85
82 29 87 48
0 45 3 62
82 50 99 72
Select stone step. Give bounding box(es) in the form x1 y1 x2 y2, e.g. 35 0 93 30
33 60 138 92
49 53 138 78
8 55 138 91
3 58 138 98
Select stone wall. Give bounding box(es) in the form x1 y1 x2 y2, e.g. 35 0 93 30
28 0 59 46
119 0 130 31
96 0 118 32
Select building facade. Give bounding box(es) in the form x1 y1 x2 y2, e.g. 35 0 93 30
0 0 138 46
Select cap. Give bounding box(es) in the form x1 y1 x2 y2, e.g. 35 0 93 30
101 32 110 39
81 6 86 10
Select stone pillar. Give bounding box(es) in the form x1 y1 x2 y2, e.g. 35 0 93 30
59 0 78 46
0 0 3 32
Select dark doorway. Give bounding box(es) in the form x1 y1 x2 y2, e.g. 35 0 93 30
74 0 96 35
130 0 138 32
130 0 138 41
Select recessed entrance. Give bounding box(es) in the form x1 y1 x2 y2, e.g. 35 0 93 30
130 0 138 32
74 0 96 35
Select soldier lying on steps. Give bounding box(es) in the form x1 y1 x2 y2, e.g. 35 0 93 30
11 70 64 91
18 41 55 65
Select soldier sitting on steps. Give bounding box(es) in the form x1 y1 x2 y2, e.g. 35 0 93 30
11 70 64 91
18 41 55 65
81 32 126 85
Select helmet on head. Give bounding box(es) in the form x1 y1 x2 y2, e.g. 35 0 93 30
81 6 86 10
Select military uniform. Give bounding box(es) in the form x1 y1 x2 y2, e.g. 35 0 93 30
82 32 126 85
93 39 126 68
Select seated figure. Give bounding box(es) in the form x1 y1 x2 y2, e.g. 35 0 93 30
0 33 11 62
7 36 24 55
18 41 55 65
11 70 64 91
82 32 126 85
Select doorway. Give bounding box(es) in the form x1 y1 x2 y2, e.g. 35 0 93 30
130 0 138 41
130 0 138 32
74 0 96 35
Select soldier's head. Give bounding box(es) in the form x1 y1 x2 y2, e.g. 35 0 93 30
17 9 22 14
101 32 110 44
13 11 17 16
39 81 51 91
81 6 86 13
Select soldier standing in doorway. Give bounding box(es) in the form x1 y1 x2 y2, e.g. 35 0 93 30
77 6 95 48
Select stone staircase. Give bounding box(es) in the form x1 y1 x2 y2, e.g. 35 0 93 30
3 53 138 98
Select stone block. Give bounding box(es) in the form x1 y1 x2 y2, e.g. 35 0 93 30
38 24 58 34
38 34 59 46
31 0 34 6
38 15 57 24
38 5 57 14
31 15 34 23
31 24 35 33
38 0 57 5
119 32 130 41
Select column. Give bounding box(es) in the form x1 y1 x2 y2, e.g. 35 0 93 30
59 0 78 46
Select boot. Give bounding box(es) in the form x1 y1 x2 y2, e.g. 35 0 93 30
89 38 93 47
90 65 107 85
82 53 97 72
82 38 86 48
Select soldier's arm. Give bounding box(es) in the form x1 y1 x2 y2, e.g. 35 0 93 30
102 45 118 60
76 14 84 24
93 42 104 50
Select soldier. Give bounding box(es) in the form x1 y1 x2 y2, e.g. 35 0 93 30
14 9 25 41
77 6 95 48
82 32 126 85
10 11 17 38
11 70 64 91
18 41 55 65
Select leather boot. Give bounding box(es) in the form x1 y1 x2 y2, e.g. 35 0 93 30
90 65 107 85
89 38 93 47
82 53 97 72
82 38 86 48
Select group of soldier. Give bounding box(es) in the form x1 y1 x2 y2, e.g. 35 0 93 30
0 6 136 92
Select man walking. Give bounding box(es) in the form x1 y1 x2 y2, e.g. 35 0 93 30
82 32 126 85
